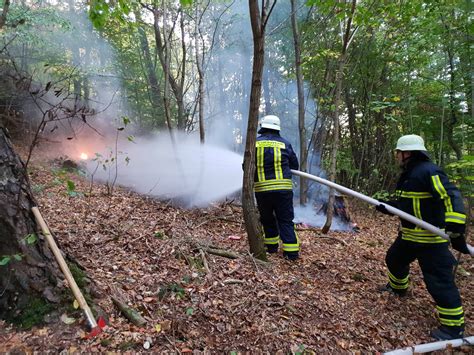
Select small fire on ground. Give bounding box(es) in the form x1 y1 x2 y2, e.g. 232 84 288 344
80 153 88 160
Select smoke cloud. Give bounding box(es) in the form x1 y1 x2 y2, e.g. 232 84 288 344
83 132 243 207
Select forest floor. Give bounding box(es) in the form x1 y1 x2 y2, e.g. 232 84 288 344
0 155 473 354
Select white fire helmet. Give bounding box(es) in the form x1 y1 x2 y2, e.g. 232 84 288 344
260 115 281 131
395 134 427 152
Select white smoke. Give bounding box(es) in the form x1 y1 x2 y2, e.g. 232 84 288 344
84 132 243 207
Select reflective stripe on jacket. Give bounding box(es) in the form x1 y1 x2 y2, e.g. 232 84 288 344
395 159 466 244
254 132 299 193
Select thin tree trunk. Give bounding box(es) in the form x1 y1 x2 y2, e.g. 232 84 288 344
242 0 276 261
136 10 164 127
152 4 185 132
446 47 462 160
290 0 307 205
0 0 10 29
195 2 205 143
322 0 356 234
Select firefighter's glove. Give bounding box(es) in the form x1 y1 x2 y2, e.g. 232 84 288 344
375 201 395 216
448 232 470 255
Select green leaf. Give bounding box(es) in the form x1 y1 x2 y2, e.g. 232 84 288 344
122 116 131 126
66 180 75 192
0 256 11 266
26 234 38 245
180 0 193 6
13 254 23 261
186 307 194 315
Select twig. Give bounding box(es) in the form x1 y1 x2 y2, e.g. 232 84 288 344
111 295 147 327
163 334 179 353
315 235 348 246
194 215 241 228
223 279 245 285
199 248 210 274
199 246 239 259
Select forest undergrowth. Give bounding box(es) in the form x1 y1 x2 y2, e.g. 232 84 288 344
0 155 472 354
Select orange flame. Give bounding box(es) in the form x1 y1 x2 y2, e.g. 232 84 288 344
80 153 88 160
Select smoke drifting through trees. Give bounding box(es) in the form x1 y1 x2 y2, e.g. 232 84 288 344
8 1 352 229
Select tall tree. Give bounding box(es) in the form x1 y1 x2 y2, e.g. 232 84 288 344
321 0 356 234
242 0 276 260
290 0 307 205
0 126 62 320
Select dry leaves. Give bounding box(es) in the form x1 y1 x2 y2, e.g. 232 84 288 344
0 158 472 354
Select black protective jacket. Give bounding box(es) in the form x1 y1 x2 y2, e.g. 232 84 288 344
394 157 466 244
254 130 299 193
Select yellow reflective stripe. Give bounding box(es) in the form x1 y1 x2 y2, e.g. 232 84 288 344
388 271 409 284
396 190 433 198
401 228 448 243
413 198 422 221
431 175 453 212
436 305 463 316
445 212 466 224
256 140 286 149
274 147 283 180
282 227 299 252
389 281 409 290
255 186 293 192
439 318 465 327
254 179 293 192
401 227 439 236
282 244 299 252
264 236 279 245
401 235 448 244
257 146 265 182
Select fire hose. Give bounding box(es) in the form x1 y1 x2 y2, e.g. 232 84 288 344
291 170 474 256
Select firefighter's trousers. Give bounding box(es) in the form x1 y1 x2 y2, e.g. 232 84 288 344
255 190 299 257
386 235 464 331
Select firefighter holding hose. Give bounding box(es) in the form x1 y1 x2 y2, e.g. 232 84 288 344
254 115 300 261
376 134 469 340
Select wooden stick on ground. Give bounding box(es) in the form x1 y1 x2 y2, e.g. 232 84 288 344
111 295 147 327
32 207 98 330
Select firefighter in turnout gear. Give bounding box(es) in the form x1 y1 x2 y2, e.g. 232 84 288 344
376 134 469 341
254 115 300 260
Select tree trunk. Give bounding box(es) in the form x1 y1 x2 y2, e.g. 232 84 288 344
446 47 462 160
195 2 205 143
290 0 307 205
152 5 186 131
0 0 10 30
322 0 356 234
135 10 165 127
0 127 61 320
242 0 276 261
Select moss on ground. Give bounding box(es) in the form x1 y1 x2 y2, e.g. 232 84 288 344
6 297 54 330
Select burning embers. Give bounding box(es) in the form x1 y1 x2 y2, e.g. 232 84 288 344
80 152 89 160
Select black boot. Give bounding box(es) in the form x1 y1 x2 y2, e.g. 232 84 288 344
266 245 278 254
378 283 407 297
430 326 464 340
283 252 299 261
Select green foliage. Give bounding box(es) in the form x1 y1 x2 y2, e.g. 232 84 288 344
66 180 78 197
158 283 186 301
6 297 54 330
446 156 474 197
154 231 165 239
25 234 38 245
67 262 88 290
0 256 11 266
372 191 394 201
